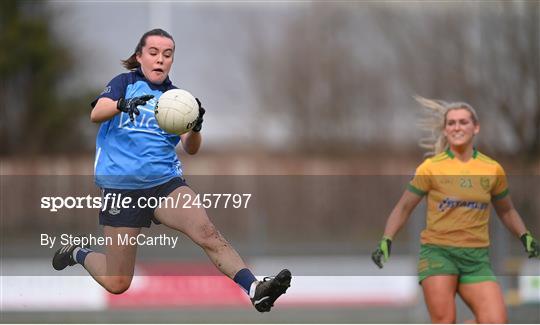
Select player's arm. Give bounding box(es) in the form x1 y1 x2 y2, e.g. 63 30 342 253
180 98 205 155
91 95 154 123
493 195 527 237
493 195 539 258
91 98 119 123
372 190 423 268
180 131 201 155
383 190 423 238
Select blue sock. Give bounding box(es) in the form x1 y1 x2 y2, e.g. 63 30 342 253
233 268 257 293
73 247 93 266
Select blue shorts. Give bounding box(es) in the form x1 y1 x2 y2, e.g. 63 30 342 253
99 177 187 228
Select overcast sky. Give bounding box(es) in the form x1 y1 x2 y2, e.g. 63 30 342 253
49 2 514 152
49 2 309 149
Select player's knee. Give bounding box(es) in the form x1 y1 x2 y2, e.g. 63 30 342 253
105 277 132 295
431 316 456 324
476 312 507 324
430 311 455 324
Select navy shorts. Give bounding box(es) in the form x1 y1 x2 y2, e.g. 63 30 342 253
99 177 187 228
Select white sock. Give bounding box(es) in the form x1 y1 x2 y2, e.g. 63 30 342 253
249 281 259 298
72 247 81 263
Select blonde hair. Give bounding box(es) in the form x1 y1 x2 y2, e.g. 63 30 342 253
414 95 479 157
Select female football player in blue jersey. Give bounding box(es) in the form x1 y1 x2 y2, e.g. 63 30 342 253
52 28 290 312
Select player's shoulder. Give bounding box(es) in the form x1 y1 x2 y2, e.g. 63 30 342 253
474 150 505 175
414 151 453 174
95 72 133 101
474 150 499 165
421 150 452 166
107 70 137 86
430 150 453 163
116 70 136 78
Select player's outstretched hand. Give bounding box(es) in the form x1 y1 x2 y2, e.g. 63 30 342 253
192 98 205 132
520 231 540 258
117 94 154 122
371 236 392 269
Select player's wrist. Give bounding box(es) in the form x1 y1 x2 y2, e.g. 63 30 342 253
520 231 532 248
116 98 126 112
519 230 531 239
192 124 202 132
191 106 205 132
520 230 539 258
379 236 392 257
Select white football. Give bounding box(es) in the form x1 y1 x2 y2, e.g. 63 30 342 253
155 89 199 135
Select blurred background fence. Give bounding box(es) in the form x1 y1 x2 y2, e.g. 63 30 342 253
1 156 539 257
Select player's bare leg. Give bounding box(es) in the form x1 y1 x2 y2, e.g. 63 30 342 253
421 275 459 323
53 226 140 294
154 185 291 312
84 226 140 294
154 186 247 278
458 281 507 324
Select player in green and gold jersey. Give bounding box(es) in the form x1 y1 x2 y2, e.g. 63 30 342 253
371 96 539 324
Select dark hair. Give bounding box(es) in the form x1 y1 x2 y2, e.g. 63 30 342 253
121 29 175 70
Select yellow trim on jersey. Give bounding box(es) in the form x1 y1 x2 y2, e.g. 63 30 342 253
431 151 452 163
476 152 498 165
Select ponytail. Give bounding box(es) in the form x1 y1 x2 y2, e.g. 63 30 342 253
121 53 139 70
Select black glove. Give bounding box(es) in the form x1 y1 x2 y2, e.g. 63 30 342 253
117 95 154 122
371 236 392 269
520 231 540 258
192 98 206 132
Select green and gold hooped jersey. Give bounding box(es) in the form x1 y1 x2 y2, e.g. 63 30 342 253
408 149 509 248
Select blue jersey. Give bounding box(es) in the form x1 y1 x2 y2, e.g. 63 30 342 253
92 68 182 189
